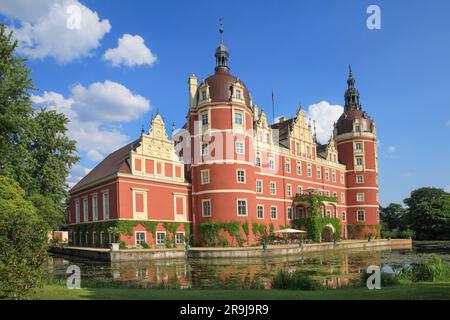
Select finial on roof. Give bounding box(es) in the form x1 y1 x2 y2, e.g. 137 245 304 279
141 123 145 134
349 64 353 78
219 17 224 44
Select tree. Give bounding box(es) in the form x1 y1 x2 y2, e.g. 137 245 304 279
0 176 48 299
404 188 450 240
380 203 408 231
0 25 79 229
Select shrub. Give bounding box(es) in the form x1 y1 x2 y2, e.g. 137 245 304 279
271 270 323 290
119 241 127 249
141 242 150 249
410 257 450 282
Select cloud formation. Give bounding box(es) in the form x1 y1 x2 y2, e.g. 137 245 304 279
103 34 157 67
0 0 111 63
387 146 397 153
305 101 344 144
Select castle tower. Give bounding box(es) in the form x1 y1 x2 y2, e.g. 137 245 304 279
334 66 379 238
187 23 256 245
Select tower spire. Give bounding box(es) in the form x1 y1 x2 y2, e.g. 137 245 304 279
215 18 229 71
344 65 361 110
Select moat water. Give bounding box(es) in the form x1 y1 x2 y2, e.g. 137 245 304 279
46 241 450 289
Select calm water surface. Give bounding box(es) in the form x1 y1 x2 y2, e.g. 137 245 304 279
46 241 450 289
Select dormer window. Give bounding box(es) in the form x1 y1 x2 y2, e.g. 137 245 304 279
201 90 207 101
236 89 241 100
355 124 361 132
201 113 209 126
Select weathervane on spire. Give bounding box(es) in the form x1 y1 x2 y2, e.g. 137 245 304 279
219 17 224 44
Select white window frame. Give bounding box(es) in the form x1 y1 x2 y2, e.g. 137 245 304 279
269 158 275 170
270 182 277 195
357 210 365 222
256 179 263 193
285 160 291 173
270 206 277 220
236 169 246 183
201 169 210 185
287 207 293 220
175 232 185 245
156 232 166 245
135 231 146 246
286 184 292 197
102 191 110 220
296 162 302 175
202 199 212 217
75 199 80 223
255 156 261 167
201 143 209 156
82 197 88 222
234 112 243 125
356 175 364 184
91 194 98 221
257 205 264 219
237 199 248 216
356 192 365 202
235 140 245 155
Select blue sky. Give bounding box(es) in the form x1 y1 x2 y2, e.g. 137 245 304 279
1 0 449 205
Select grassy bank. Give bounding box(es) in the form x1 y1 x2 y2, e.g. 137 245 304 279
34 282 450 300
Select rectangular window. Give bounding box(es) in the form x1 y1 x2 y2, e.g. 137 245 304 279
356 157 364 166
236 90 242 99
355 142 363 150
357 193 365 202
156 232 166 245
286 184 292 197
355 125 361 132
201 143 209 156
340 173 345 184
269 158 275 170
296 142 301 155
341 192 345 203
92 194 98 221
201 90 207 100
356 176 364 184
75 199 80 223
270 182 276 195
201 113 209 126
297 185 302 196
255 156 261 167
102 192 109 220
326 210 331 218
296 162 302 175
234 112 243 125
135 232 146 246
342 212 346 221
317 167 322 179
271 207 277 220
332 171 336 182
257 205 264 219
202 200 211 217
201 169 210 184
357 210 365 222
256 180 263 193
237 169 246 183
285 160 291 173
83 197 88 221
237 199 247 216
287 207 293 220
176 233 184 245
236 141 245 155
307 165 312 177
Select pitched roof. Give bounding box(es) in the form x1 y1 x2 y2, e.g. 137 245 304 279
70 140 139 192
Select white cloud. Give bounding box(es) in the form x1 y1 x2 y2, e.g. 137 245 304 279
67 163 91 187
305 101 344 144
87 149 104 162
71 80 150 122
31 81 150 164
103 34 157 67
1 0 111 63
387 146 397 153
445 186 450 193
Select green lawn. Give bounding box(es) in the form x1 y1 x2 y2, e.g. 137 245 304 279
34 282 450 300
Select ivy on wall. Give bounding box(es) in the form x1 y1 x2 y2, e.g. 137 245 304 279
199 221 250 247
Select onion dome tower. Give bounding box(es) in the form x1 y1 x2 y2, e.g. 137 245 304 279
334 66 379 239
187 22 256 245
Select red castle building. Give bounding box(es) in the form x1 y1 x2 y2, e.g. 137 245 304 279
67 29 379 248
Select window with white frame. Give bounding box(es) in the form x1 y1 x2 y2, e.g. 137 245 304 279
202 200 211 217
102 191 109 220
356 157 364 166
201 143 209 156
297 185 302 195
75 199 80 223
333 191 337 199
269 158 275 170
257 205 264 219
357 210 365 222
176 233 185 245
270 182 276 195
340 173 345 184
342 212 346 221
317 167 322 179
255 156 261 167
332 171 336 182
357 193 365 202
236 141 245 155
287 207 293 220
201 169 210 184
92 194 98 221
270 206 277 219
355 141 364 151
237 199 247 216
355 124 361 132
156 232 166 245
285 160 291 173
201 113 209 126
83 197 88 221
341 192 345 203
296 142 301 155
256 180 263 193
237 169 246 183
236 89 242 100
307 165 312 177
135 232 146 246
325 169 329 181
234 112 243 125
296 162 302 175
356 176 364 184
286 184 292 197
201 90 207 101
